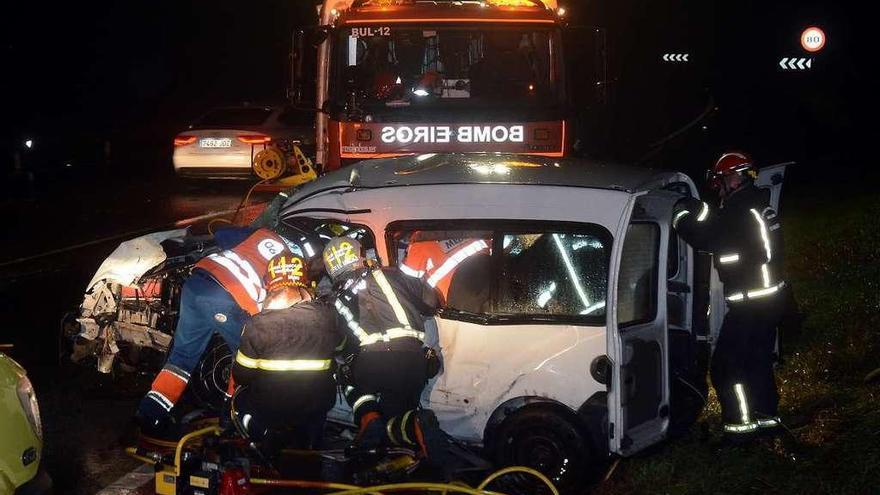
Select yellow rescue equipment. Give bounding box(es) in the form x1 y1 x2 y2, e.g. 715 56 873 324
252 143 317 187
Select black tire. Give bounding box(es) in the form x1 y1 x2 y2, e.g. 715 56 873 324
187 336 233 411
491 407 595 495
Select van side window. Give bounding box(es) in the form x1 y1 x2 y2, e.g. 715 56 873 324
497 233 607 317
617 223 659 327
388 221 611 325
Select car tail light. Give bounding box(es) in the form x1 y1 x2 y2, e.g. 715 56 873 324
237 135 272 145
174 135 197 146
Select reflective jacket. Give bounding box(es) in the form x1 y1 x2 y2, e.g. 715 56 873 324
232 300 344 420
400 238 491 301
334 267 440 352
194 228 293 315
674 185 785 303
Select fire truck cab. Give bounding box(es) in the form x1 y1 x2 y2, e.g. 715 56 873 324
294 0 594 171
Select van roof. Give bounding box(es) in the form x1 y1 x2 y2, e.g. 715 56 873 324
286 153 691 205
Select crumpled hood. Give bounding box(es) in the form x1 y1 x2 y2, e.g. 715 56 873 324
85 229 188 290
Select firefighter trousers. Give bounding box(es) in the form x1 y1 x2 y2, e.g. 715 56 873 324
347 349 428 423
711 297 784 431
139 271 249 422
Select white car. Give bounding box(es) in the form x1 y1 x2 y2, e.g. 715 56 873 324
172 105 314 178
268 153 784 491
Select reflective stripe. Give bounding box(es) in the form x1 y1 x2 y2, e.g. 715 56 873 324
163 364 191 382
724 422 760 433
352 394 377 414
769 223 781 231
425 240 489 288
696 202 709 222
750 208 773 261
734 383 750 424
672 210 690 228
335 334 348 352
760 263 771 287
399 264 425 279
747 284 781 299
757 417 781 428
207 253 266 308
225 251 267 302
357 327 425 346
386 416 399 445
726 281 785 302
718 253 740 264
400 410 413 445
372 270 412 329
147 391 174 412
235 351 331 371
336 271 425 347
334 298 373 344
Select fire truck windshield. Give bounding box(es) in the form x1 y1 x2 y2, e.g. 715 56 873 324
334 25 563 119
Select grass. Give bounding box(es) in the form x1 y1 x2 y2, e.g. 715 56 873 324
594 190 880 494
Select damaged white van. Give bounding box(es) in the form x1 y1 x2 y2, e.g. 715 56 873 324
69 153 785 492
263 153 751 491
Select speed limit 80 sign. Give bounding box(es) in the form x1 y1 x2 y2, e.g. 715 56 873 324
801 26 826 53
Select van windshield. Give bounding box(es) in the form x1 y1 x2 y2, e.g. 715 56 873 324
334 25 564 120
391 222 610 325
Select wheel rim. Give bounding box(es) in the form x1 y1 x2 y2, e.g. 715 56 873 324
505 425 584 491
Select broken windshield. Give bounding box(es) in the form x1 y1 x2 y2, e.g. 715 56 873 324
334 25 563 119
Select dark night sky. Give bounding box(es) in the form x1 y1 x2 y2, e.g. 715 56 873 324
1 0 863 180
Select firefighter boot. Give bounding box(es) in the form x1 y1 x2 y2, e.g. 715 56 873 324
413 410 448 465
355 412 386 451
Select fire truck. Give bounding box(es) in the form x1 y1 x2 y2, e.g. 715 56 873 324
291 0 606 171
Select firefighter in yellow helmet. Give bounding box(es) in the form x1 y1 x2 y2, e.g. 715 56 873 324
323 237 448 466
230 253 346 454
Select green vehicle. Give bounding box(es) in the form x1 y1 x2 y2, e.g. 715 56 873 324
0 352 51 495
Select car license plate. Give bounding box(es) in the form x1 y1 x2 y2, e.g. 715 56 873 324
199 137 232 148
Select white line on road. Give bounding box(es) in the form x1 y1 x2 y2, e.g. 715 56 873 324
0 206 252 269
94 464 154 495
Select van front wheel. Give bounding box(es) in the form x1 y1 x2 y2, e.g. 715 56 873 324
491 407 594 494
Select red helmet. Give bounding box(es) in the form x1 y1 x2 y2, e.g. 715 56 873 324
707 151 757 191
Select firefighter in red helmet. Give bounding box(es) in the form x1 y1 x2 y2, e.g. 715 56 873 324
673 151 786 441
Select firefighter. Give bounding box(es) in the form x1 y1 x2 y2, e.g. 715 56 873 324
673 151 786 440
323 237 447 462
400 235 491 303
230 253 344 452
135 227 297 437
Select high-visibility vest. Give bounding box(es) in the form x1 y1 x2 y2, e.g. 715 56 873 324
194 228 292 315
400 238 490 300
334 269 426 347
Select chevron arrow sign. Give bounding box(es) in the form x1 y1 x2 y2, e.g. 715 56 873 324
779 57 813 70
662 53 689 62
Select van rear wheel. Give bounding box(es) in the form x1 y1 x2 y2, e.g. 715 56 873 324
491 407 594 494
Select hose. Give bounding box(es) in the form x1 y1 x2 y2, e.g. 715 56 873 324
232 179 270 224
175 426 222 476
250 478 370 492
124 447 160 466
477 466 559 495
